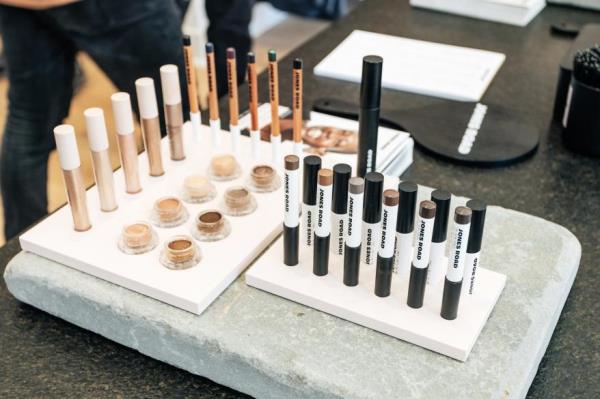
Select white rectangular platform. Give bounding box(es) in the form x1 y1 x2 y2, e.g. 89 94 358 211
247 236 506 361
20 124 290 315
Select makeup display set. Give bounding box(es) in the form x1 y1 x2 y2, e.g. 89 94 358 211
247 56 506 361
19 38 304 314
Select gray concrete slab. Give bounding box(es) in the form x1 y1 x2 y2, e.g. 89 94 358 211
4 196 580 399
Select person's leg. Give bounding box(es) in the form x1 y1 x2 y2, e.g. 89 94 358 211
43 0 189 134
206 0 253 97
0 6 75 240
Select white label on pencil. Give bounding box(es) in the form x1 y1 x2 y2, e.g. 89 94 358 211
394 231 413 276
361 222 381 265
464 251 480 295
379 204 398 259
331 212 346 256
315 185 332 238
284 168 299 228
446 222 471 282
346 191 363 248
302 204 316 246
412 216 434 269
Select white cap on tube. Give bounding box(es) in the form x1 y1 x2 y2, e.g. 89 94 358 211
111 92 135 136
54 124 81 171
84 107 109 152
135 77 159 119
160 64 181 105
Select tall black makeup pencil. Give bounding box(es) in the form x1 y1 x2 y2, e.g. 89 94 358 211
441 206 472 320
407 200 436 309
344 177 364 286
302 155 321 247
357 55 383 178
361 172 384 265
429 189 451 286
464 199 487 295
375 189 399 297
283 155 300 266
331 163 351 258
394 181 418 278
314 168 333 276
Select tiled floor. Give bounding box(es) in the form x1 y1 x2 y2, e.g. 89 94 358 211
0 15 328 245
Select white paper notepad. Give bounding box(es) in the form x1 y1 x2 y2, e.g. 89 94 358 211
313 30 506 102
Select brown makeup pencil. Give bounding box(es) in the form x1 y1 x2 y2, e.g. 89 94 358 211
268 49 281 165
247 52 260 161
292 58 303 157
182 35 202 141
206 42 221 151
227 47 240 155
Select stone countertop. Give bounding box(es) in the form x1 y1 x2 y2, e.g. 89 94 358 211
1 0 600 397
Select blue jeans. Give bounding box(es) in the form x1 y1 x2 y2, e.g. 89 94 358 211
0 0 188 240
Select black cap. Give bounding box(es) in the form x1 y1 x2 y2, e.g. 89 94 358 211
293 58 303 69
247 52 255 64
396 181 418 233
205 42 214 53
182 35 191 46
268 49 277 62
332 164 351 214
431 190 451 243
466 199 487 253
303 156 321 205
360 55 383 109
363 172 384 223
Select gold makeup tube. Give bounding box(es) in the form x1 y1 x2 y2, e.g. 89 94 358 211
292 58 303 155
84 108 118 212
111 92 142 194
53 124 92 231
160 64 186 160
135 77 165 176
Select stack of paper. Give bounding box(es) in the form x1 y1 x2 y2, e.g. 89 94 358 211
313 30 505 102
410 0 546 26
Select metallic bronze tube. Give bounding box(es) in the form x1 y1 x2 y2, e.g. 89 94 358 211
165 103 185 160
141 116 164 176
63 168 92 232
117 134 142 194
91 149 117 211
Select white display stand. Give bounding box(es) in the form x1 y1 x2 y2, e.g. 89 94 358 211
20 123 291 315
247 236 506 361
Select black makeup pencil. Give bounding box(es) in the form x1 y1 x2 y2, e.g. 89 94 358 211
407 200 436 309
357 55 383 178
314 168 333 276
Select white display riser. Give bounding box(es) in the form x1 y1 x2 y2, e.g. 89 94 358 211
247 227 506 361
20 123 294 315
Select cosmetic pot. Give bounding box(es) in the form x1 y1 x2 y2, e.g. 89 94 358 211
248 164 281 192
182 175 217 203
208 154 241 181
160 235 201 270
222 186 257 216
192 209 231 242
118 222 158 254
151 196 189 227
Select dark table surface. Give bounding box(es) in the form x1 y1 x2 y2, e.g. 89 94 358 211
2 1 600 397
